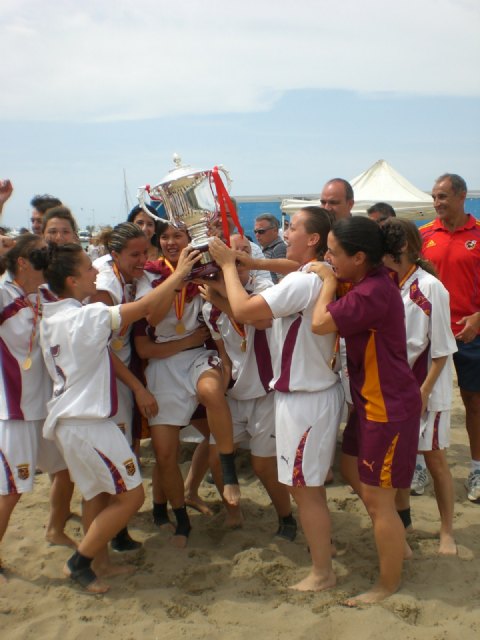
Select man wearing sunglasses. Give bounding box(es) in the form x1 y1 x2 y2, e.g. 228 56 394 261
254 214 287 283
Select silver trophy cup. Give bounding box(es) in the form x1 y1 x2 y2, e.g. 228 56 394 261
137 154 232 279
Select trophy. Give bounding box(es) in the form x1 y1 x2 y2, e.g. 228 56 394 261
137 154 240 279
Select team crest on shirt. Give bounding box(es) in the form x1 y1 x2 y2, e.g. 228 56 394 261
465 240 477 250
17 463 30 480
124 458 136 476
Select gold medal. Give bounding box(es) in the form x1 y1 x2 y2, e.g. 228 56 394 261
176 322 186 335
111 338 124 351
23 357 32 371
241 338 247 353
329 355 337 371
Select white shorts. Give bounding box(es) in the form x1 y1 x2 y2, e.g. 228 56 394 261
418 410 450 452
210 393 276 457
0 420 39 494
54 419 142 501
275 383 344 487
111 379 134 445
146 347 221 426
0 420 66 495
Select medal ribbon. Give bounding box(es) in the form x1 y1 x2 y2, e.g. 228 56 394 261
398 264 418 289
112 263 132 340
229 317 246 341
163 258 187 324
13 281 40 367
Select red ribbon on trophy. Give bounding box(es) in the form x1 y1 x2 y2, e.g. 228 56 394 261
211 166 244 247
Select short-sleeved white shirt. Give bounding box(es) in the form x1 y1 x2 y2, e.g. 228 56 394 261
40 299 121 439
135 271 203 342
0 277 51 420
259 266 340 393
401 266 457 411
94 255 136 365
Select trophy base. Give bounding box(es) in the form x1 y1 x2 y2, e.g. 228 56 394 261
188 261 219 280
186 246 219 280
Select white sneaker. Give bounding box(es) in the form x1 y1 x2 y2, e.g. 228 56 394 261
410 465 429 496
465 470 480 503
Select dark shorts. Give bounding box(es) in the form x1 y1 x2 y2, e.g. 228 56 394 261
341 410 420 489
453 336 480 392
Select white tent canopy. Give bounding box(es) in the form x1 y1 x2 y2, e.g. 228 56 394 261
281 159 435 221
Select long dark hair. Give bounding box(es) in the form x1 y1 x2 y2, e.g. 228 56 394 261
332 216 385 267
300 206 334 260
0 234 44 276
30 243 85 295
382 218 437 277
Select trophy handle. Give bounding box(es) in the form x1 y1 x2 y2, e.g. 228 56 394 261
216 165 233 192
136 185 165 222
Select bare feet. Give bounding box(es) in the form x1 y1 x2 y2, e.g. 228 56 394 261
344 583 399 606
46 530 77 549
63 562 109 594
171 534 189 549
185 495 213 516
224 505 244 529
290 569 336 592
223 483 240 506
438 532 457 556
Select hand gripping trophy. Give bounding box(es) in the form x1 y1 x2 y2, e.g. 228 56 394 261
137 154 243 279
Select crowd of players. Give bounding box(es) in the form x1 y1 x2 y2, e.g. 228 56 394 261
0 172 478 605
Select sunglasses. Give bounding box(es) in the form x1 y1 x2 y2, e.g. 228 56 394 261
254 227 275 235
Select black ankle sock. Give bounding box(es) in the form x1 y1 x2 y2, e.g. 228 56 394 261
397 507 412 529
113 527 128 541
68 550 92 573
173 506 191 537
279 513 296 526
219 452 239 485
153 502 170 525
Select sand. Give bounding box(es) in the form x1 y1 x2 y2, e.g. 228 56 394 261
1 382 480 640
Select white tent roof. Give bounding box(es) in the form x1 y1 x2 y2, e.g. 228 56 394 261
281 159 435 221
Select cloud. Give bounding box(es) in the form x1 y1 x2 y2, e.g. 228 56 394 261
1 0 479 122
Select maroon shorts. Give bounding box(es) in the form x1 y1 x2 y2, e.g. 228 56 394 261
342 410 420 489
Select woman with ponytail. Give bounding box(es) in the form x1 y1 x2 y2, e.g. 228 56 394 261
382 218 457 556
0 235 68 582
90 222 157 552
310 216 422 605
33 241 201 593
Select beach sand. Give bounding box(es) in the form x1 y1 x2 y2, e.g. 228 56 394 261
1 382 479 640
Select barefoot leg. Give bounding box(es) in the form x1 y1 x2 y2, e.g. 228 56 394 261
289 486 336 592
424 450 457 555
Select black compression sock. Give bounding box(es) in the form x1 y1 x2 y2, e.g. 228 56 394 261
279 513 296 527
173 506 191 537
397 507 412 529
67 550 93 573
152 502 170 526
219 452 239 485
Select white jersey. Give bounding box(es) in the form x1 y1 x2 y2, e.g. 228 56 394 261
135 269 203 342
40 299 121 439
94 255 136 365
401 266 457 411
259 265 340 393
203 276 273 400
0 276 51 420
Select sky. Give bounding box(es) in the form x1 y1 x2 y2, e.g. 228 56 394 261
1 0 479 229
